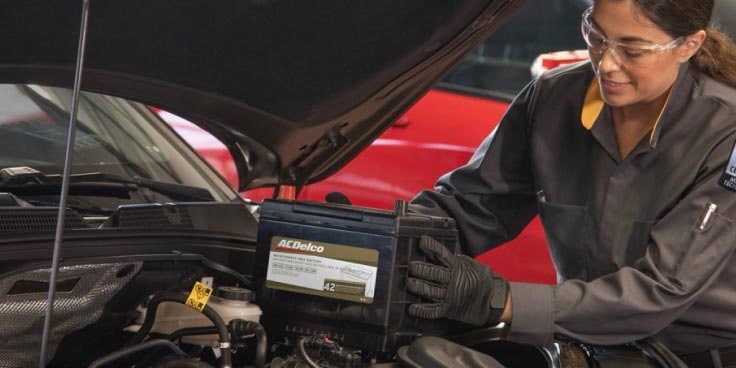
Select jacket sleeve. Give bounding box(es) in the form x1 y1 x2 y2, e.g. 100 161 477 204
509 135 736 347
410 80 540 256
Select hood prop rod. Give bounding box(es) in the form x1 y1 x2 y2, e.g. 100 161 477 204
39 0 90 366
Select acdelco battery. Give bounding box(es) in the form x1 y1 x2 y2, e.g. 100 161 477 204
253 199 458 354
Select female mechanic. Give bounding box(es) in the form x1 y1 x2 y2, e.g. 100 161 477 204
406 0 736 366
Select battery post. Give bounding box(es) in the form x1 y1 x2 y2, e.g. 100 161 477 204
277 185 296 200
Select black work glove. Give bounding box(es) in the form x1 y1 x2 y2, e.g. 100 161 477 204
407 236 508 326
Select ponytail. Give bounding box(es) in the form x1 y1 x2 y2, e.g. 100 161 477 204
690 28 736 88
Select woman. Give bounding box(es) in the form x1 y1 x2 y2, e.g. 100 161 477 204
406 0 736 365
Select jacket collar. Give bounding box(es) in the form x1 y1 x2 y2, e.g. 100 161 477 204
580 62 695 149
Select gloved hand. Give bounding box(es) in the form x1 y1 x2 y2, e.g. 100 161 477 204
407 235 508 326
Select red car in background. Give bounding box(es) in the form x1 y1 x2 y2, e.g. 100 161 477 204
161 0 592 285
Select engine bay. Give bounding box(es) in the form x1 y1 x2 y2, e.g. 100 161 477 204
0 199 520 368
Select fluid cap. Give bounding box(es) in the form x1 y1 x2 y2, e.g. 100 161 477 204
216 286 254 301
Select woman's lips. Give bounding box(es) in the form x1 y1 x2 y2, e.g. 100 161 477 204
601 78 630 93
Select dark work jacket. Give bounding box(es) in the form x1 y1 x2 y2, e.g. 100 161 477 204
410 61 736 354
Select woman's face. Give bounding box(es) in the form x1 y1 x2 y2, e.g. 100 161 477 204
589 0 690 108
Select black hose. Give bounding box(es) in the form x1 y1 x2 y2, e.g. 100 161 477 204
87 339 187 368
166 326 221 342
127 292 232 368
155 356 216 368
136 326 223 367
297 337 320 368
229 319 267 368
199 257 252 289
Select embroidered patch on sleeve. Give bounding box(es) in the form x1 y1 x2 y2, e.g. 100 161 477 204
719 141 736 191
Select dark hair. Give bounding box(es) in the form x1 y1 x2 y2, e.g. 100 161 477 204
631 0 736 87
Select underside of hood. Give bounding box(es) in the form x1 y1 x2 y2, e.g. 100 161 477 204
0 0 523 191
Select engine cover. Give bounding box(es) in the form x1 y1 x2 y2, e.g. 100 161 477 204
0 262 141 366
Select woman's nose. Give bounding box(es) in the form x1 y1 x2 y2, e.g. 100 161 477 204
597 48 623 73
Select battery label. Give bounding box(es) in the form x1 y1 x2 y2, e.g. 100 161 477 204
266 236 378 303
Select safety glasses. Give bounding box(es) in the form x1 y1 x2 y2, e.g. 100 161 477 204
581 7 684 68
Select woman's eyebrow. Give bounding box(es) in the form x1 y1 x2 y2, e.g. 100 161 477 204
591 15 656 44
619 35 656 43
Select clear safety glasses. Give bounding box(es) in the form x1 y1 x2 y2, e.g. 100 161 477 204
581 7 684 68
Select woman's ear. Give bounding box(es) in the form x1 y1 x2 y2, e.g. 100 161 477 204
677 29 707 62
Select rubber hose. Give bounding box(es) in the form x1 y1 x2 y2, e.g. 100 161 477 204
167 326 221 342
136 326 223 367
155 356 216 368
127 292 232 368
229 319 267 368
297 337 320 368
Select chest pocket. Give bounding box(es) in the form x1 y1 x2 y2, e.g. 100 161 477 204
538 200 591 282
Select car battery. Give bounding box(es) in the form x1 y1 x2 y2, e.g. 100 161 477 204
253 198 458 353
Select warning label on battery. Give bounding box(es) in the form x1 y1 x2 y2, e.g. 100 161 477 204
266 236 378 303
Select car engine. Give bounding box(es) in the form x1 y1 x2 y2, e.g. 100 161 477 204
5 200 482 368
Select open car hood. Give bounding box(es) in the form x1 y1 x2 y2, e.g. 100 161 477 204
0 0 523 191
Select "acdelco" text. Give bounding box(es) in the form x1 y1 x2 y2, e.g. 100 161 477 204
276 239 325 253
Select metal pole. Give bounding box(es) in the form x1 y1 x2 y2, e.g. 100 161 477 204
39 0 90 365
